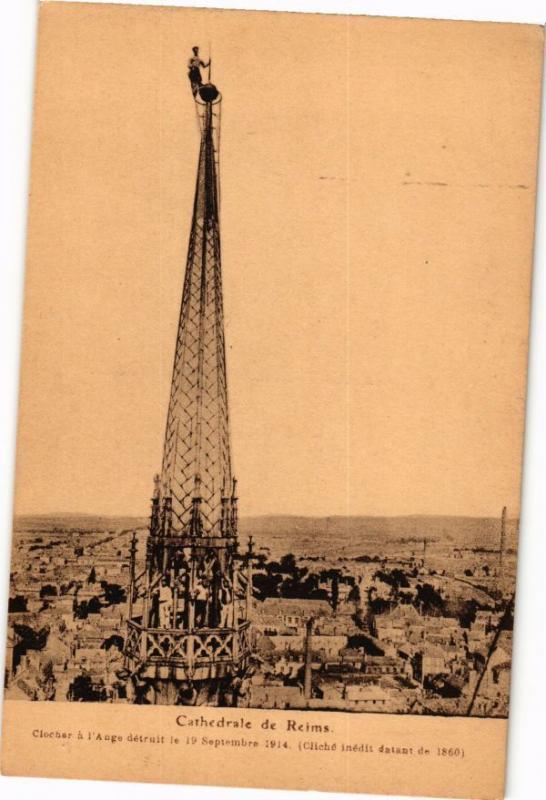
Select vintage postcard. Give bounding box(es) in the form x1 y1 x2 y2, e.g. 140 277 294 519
1 2 544 798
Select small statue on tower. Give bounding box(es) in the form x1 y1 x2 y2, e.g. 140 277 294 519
188 46 210 97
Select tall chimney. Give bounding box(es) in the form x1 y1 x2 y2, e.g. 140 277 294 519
499 506 507 579
304 617 314 700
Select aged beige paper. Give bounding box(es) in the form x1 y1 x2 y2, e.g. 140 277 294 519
2 2 543 799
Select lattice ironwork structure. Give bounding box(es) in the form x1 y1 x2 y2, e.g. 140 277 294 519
124 73 253 706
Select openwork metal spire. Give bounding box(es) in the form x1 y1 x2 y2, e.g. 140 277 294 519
124 76 252 706
160 88 235 538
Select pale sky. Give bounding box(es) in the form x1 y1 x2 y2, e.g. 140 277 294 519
13 5 542 518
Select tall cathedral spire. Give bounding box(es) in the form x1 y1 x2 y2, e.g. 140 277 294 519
160 84 235 539
124 68 252 706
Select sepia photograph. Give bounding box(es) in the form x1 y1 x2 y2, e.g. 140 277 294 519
1 2 544 798
4 5 534 720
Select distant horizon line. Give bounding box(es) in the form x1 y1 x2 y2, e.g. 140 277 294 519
13 510 518 521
